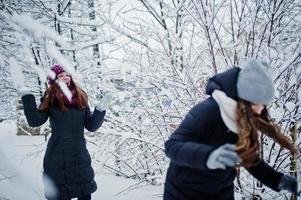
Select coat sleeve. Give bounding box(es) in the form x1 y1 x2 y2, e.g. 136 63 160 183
165 98 218 170
21 94 49 127
85 106 106 132
247 159 283 191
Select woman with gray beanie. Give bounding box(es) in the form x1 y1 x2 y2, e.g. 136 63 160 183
164 59 299 200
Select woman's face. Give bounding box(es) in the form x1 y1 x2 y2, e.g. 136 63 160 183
57 72 71 86
251 103 264 115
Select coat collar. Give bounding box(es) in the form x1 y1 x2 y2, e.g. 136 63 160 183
206 68 240 101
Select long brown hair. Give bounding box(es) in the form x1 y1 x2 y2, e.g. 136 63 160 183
38 78 88 112
236 100 299 168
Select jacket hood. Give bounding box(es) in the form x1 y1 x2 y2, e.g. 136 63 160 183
205 67 241 100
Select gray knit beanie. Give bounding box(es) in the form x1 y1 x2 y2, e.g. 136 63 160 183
237 59 275 105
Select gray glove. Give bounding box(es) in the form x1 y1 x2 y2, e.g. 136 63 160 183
278 174 298 195
206 144 241 170
17 86 31 97
96 92 114 111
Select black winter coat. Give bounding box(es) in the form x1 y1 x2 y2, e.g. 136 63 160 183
164 68 283 200
22 94 105 199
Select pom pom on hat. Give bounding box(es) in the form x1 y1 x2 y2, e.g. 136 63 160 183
237 59 275 105
47 64 65 85
51 65 65 76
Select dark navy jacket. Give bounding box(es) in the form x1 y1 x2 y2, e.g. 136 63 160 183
164 68 283 200
22 94 105 199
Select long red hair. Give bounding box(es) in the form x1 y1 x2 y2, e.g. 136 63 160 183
236 100 299 168
38 78 88 112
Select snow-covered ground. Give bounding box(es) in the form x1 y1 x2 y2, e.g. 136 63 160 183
0 121 163 200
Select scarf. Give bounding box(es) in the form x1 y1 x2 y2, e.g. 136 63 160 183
211 90 238 133
56 85 77 106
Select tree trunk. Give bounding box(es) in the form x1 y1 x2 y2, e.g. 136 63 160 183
67 1 77 67
290 124 297 200
88 0 101 66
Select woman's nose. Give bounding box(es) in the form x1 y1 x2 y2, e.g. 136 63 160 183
252 104 264 115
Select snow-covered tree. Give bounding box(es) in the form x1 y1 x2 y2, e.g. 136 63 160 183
0 0 300 198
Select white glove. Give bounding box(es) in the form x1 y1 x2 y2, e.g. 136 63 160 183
17 86 31 97
96 92 114 111
206 144 241 170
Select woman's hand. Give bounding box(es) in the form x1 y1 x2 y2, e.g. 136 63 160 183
17 86 31 97
95 92 115 111
206 144 241 170
278 174 298 195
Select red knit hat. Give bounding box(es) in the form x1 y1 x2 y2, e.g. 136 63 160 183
47 64 65 85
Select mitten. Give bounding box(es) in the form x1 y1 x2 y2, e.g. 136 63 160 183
278 174 298 195
17 86 31 97
96 92 114 111
206 143 241 170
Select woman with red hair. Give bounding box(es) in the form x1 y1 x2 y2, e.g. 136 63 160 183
18 64 113 200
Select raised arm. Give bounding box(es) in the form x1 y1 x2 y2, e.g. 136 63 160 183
21 94 49 127
84 106 106 132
